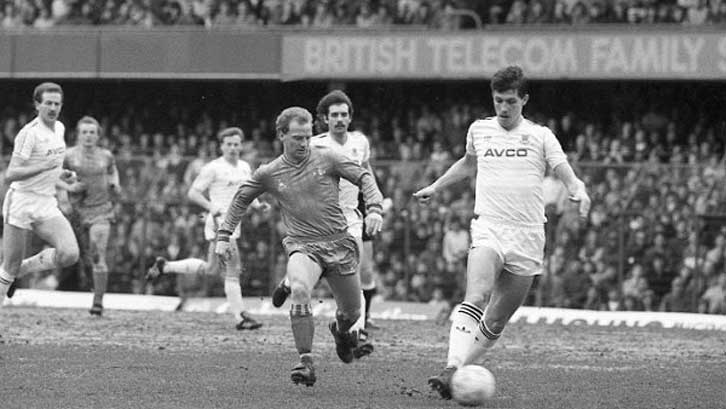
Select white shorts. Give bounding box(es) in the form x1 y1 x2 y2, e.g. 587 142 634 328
343 208 363 239
204 213 241 241
2 188 64 230
470 217 545 276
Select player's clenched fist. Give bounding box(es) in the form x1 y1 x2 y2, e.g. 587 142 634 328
365 212 383 237
568 182 591 220
214 239 231 262
412 185 436 204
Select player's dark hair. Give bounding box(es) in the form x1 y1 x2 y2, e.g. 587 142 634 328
33 82 63 103
218 127 244 143
276 107 312 137
76 116 101 134
316 90 354 120
490 66 528 98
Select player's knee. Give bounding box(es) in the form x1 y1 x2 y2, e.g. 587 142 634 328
93 261 108 274
57 247 80 267
359 268 374 287
289 279 312 303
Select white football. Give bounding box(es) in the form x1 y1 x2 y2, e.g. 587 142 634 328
450 365 496 406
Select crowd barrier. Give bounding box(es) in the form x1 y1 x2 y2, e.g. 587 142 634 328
5 289 726 331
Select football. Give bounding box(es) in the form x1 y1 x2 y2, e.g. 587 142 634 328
450 365 496 406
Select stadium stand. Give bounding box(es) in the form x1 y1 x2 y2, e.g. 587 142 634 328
1 80 723 315
1 0 725 29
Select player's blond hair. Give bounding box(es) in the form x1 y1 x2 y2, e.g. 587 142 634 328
276 107 312 137
33 82 63 103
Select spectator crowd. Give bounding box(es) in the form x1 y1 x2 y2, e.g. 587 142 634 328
1 0 725 29
0 81 725 316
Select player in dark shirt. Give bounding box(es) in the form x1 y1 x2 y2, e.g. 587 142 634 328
216 107 383 387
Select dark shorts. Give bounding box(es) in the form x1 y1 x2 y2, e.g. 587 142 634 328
283 233 359 277
76 202 115 227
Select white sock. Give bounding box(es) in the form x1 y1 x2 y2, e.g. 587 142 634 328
18 249 58 277
463 317 502 366
164 259 207 275
350 291 366 332
224 276 244 321
0 268 13 306
446 302 484 368
283 276 290 286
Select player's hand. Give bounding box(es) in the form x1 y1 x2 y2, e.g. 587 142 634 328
257 201 272 214
364 213 383 237
67 181 86 193
569 188 591 220
214 240 231 262
209 204 225 217
60 169 77 184
413 185 436 204
109 183 122 196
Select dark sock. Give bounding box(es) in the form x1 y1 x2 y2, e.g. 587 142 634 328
335 310 358 333
363 288 377 317
92 270 108 307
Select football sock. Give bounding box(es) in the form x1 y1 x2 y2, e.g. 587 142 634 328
18 249 58 277
351 291 366 332
363 288 376 317
92 269 108 307
164 258 207 275
290 304 314 354
446 302 484 368
0 268 13 305
463 318 503 366
335 310 359 333
224 276 244 320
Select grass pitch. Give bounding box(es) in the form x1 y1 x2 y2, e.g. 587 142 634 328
2 307 725 409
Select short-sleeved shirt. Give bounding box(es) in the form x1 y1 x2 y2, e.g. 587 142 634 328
222 146 380 240
64 146 116 207
10 117 66 196
191 157 253 210
311 131 370 212
466 116 567 226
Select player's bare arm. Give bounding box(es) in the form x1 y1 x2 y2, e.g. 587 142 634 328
215 175 266 260
334 155 384 236
55 172 85 193
5 155 58 183
188 185 218 215
108 155 122 196
553 162 591 219
414 153 477 203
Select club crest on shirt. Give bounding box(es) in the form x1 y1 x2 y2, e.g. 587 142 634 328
277 181 287 191
521 134 530 145
314 167 326 177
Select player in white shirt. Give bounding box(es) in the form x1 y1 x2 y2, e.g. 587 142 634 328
146 127 263 330
269 90 381 357
0 83 81 306
414 66 591 399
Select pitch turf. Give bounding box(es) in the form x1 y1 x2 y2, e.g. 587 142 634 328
2 307 725 409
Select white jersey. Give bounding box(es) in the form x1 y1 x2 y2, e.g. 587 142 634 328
191 157 253 210
466 116 567 226
311 130 370 211
10 117 66 196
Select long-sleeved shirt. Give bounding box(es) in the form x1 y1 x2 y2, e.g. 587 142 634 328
219 145 382 241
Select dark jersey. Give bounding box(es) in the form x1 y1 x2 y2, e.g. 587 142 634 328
221 146 382 240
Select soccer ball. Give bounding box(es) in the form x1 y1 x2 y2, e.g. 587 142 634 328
450 365 496 406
